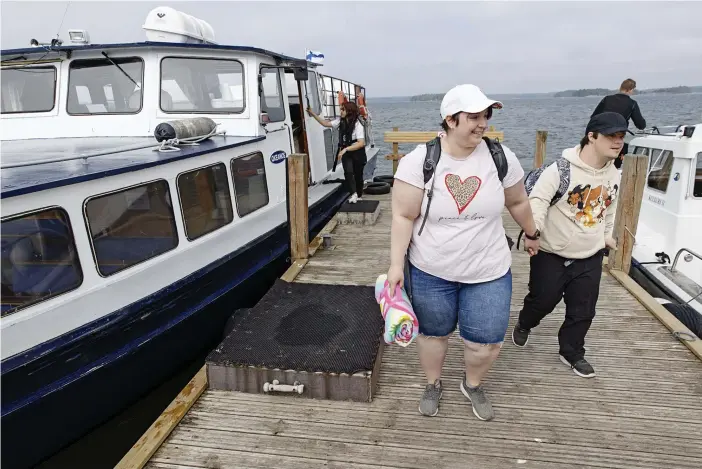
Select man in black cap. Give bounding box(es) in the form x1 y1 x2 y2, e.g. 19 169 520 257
591 78 647 168
511 112 626 378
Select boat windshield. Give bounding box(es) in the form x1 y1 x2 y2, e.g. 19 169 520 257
0 65 57 114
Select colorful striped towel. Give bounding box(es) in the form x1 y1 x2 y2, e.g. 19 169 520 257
375 273 419 347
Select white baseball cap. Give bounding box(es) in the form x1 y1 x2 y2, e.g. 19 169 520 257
439 84 503 120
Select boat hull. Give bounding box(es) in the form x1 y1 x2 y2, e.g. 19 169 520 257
0 184 350 469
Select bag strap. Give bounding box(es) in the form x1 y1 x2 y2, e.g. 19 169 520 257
418 137 442 236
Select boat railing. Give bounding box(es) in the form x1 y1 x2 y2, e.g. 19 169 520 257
671 248 702 273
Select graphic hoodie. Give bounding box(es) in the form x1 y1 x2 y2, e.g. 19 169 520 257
528 145 620 259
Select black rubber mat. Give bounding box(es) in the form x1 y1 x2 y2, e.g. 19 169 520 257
207 279 383 375
338 200 380 213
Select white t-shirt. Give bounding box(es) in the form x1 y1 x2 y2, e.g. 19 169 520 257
331 118 365 141
394 139 524 284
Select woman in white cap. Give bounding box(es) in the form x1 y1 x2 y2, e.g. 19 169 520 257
386 84 540 421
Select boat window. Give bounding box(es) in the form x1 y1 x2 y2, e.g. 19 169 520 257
177 163 234 240
231 152 269 217
1 66 56 114
260 66 285 122
67 57 144 114
306 70 322 115
694 152 702 198
647 150 674 193
84 180 178 276
160 57 245 113
1 207 83 316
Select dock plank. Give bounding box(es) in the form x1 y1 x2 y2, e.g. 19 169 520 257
143 192 702 469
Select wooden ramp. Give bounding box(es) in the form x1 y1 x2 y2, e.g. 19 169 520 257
129 192 702 469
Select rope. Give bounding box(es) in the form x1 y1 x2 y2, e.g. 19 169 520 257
154 125 226 153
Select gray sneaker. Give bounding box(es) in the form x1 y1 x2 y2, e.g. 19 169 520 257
418 379 442 416
460 375 495 421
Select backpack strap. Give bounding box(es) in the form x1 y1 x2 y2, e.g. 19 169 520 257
483 136 508 183
417 137 442 236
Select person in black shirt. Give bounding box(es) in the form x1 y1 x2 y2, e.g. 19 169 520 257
591 78 647 168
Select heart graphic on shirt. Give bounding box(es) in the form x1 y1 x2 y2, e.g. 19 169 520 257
444 174 482 214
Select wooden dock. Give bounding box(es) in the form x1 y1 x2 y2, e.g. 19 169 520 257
119 155 702 469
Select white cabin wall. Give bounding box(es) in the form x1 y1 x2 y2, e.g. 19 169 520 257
0 135 298 357
1 48 268 140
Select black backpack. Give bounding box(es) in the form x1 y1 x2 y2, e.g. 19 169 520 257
515 157 571 249
417 136 509 236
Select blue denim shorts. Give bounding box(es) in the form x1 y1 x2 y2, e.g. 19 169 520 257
406 262 513 344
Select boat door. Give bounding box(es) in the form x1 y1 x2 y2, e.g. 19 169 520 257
259 64 295 161
300 70 334 182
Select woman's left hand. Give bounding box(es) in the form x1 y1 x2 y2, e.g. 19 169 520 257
337 148 347 159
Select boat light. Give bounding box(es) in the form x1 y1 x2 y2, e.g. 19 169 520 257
68 29 90 44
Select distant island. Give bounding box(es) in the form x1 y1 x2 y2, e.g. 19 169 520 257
408 85 701 101
553 86 695 97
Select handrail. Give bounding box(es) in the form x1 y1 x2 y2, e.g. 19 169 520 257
671 248 702 272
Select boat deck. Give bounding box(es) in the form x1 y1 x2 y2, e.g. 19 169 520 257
0 135 264 198
132 191 702 469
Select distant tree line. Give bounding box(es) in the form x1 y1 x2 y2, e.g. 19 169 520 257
409 86 699 101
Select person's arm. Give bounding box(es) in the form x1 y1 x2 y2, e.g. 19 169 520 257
386 147 426 292
389 179 423 271
630 100 646 129
306 107 334 128
504 180 537 236
604 176 620 249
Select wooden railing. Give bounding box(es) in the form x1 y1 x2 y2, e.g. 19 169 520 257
383 127 553 173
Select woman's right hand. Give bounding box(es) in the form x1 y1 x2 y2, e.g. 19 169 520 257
387 264 404 296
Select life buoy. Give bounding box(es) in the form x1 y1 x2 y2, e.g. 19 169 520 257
337 90 347 105
357 92 369 120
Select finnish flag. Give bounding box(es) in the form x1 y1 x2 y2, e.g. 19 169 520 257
306 50 324 64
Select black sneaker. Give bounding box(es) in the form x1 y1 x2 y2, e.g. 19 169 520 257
560 355 596 378
512 324 530 347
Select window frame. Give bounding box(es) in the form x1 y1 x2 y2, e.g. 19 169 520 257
159 56 247 115
82 179 179 277
692 152 702 199
646 148 675 194
259 64 286 123
66 56 145 116
1 205 84 316
1 65 58 114
230 151 270 218
175 162 235 241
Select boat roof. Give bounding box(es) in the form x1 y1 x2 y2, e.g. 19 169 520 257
0 135 264 199
1 41 311 65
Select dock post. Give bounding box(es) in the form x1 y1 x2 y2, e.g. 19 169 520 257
391 127 400 175
288 153 309 260
609 153 648 273
534 130 547 168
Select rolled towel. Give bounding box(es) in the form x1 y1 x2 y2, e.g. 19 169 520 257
375 274 419 347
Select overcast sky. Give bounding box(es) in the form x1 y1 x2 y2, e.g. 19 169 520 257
2 1 701 97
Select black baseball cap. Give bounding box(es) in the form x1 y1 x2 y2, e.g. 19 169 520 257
586 112 628 135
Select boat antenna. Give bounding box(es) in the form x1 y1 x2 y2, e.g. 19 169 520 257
101 51 140 89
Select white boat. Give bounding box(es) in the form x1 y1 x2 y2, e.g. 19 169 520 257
625 123 702 337
0 6 379 468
